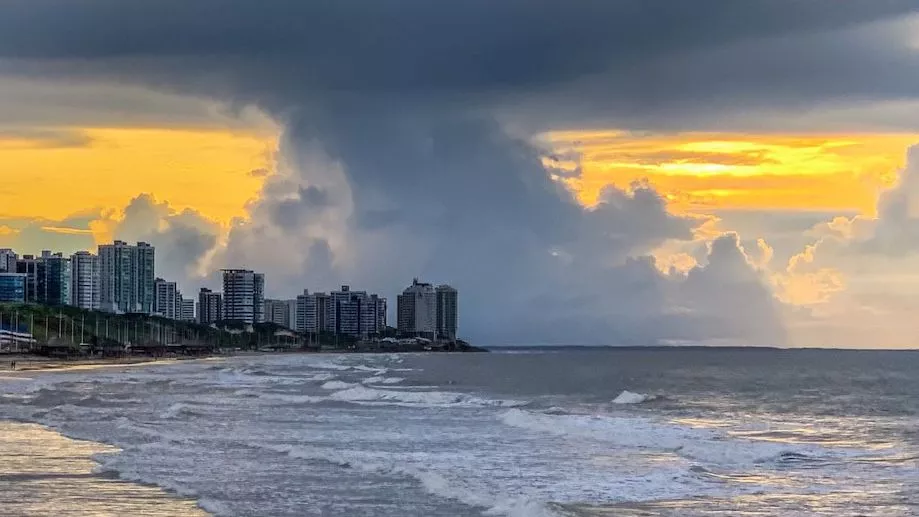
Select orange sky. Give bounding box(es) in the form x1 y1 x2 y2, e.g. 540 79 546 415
1 125 917 235
542 131 919 215
0 127 276 224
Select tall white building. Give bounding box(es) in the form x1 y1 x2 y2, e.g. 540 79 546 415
153 278 178 319
179 298 196 322
397 278 437 337
70 251 101 310
264 299 297 329
296 290 330 334
99 240 155 314
222 269 265 324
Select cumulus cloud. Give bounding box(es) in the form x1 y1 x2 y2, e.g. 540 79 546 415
94 194 220 293
5 1 915 344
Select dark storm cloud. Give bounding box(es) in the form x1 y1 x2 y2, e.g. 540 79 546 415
4 1 913 344
0 0 915 116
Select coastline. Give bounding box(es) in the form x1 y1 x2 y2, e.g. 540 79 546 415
0 420 210 516
0 354 215 374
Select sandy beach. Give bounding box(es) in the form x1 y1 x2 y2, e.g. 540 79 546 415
0 354 218 374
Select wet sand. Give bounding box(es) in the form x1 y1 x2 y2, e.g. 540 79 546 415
0 421 210 517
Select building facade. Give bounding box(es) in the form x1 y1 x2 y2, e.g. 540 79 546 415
99 241 155 314
0 273 27 303
14 256 40 303
180 298 196 322
397 279 436 337
71 251 101 310
153 278 178 319
197 288 222 325
37 251 71 306
264 299 297 329
325 286 386 338
0 249 17 272
435 285 458 341
221 269 265 324
296 290 330 334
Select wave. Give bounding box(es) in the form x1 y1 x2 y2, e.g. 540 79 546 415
255 393 327 404
159 403 201 419
306 361 352 371
498 409 855 468
197 497 233 516
258 443 562 517
612 390 659 405
321 380 358 390
93 456 200 498
327 385 525 408
303 372 337 382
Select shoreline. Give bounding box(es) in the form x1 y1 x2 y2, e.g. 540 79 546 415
0 344 487 375
0 354 220 375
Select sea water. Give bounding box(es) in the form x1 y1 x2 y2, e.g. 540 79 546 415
1 348 918 516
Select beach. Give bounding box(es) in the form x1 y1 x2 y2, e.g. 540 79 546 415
1 348 918 516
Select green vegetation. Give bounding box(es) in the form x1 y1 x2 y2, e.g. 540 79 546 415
0 303 303 353
0 303 484 356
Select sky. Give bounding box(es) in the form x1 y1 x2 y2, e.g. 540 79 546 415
1 1 919 347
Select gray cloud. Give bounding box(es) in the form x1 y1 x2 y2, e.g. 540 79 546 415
110 195 220 295
0 128 92 148
3 1 911 344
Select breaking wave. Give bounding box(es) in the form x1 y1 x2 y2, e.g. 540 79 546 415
328 386 526 408
320 380 358 390
612 390 660 404
258 443 563 517
498 408 859 468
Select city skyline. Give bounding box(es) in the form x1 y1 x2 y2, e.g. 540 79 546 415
0 241 457 339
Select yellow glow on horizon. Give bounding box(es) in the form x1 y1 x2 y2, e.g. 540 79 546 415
0 127 277 224
544 131 919 214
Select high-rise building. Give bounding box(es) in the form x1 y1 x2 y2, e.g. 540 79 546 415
37 251 71 306
0 249 17 272
436 285 458 341
99 241 155 314
326 285 386 338
221 269 265 324
15 255 40 303
264 299 297 329
180 298 196 322
71 251 101 310
198 288 223 325
397 278 436 337
153 278 178 319
0 273 27 303
296 290 330 334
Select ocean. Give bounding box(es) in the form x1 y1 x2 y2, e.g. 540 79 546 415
1 348 918 516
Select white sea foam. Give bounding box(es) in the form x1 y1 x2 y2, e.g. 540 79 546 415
93 455 200 498
197 497 233 516
256 393 327 404
160 403 199 419
612 390 657 404
499 409 861 468
328 385 525 408
303 372 337 382
321 380 358 390
306 361 352 371
260 444 562 517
